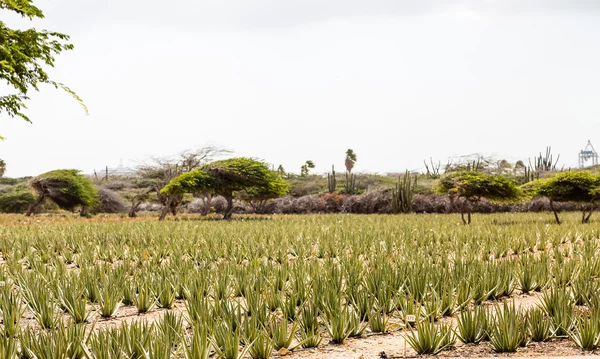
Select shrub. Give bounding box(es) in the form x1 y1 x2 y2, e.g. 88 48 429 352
0 184 34 213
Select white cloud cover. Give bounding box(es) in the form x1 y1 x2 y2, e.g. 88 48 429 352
1 1 599 176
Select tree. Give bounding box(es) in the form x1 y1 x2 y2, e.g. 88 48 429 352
240 171 289 213
533 171 600 224
277 165 286 177
137 146 230 220
0 0 87 135
345 149 357 173
300 160 315 177
26 169 99 216
162 158 288 220
0 159 5 177
435 171 522 224
122 188 151 218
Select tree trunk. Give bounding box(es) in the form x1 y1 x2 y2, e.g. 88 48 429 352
583 204 594 224
223 196 234 220
26 192 47 217
129 204 138 218
201 193 212 216
159 197 172 221
549 200 561 225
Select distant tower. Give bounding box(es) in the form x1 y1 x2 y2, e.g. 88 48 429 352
579 140 599 168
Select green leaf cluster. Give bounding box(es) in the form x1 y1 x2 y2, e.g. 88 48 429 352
31 169 99 210
0 184 34 212
533 171 600 203
0 0 87 135
435 171 522 203
162 158 288 200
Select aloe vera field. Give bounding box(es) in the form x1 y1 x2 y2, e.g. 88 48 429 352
0 213 599 358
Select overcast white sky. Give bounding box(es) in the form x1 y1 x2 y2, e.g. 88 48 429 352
1 0 599 177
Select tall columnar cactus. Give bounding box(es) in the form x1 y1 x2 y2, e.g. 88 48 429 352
345 172 356 195
327 165 337 193
530 147 559 172
391 170 417 214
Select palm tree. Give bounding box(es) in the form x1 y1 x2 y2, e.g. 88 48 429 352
345 149 357 173
301 160 315 177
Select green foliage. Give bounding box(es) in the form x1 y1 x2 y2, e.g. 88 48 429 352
535 171 600 203
30 169 99 212
162 158 288 218
164 158 283 198
160 170 215 195
301 160 315 177
436 171 523 203
0 0 87 134
241 171 289 204
0 184 34 213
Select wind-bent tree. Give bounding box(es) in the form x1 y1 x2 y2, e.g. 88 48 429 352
161 158 288 220
300 160 315 177
1 0 87 136
137 146 229 219
26 169 98 216
345 149 357 173
533 171 600 224
435 171 522 224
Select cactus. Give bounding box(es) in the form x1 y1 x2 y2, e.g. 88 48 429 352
391 170 417 214
523 147 558 183
327 165 337 193
530 147 559 172
344 172 356 195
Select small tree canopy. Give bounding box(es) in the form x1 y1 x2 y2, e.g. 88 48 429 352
240 171 289 212
532 171 600 224
162 157 288 219
535 171 600 203
435 171 522 203
435 171 522 224
27 169 99 215
161 169 215 195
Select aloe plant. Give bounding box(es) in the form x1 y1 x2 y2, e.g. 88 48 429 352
488 300 527 353
182 325 212 359
405 319 453 355
456 305 489 344
570 314 600 350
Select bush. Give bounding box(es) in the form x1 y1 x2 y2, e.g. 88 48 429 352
0 184 35 213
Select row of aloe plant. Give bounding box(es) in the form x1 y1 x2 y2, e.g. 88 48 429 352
0 213 598 356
